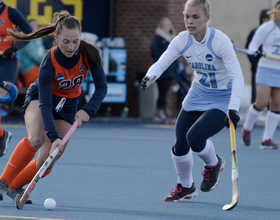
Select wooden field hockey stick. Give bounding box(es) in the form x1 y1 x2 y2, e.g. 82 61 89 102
233 45 280 62
223 121 239 211
15 119 79 209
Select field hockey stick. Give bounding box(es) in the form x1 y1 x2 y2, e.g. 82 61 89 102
233 45 280 62
15 119 79 209
223 121 239 211
0 81 18 104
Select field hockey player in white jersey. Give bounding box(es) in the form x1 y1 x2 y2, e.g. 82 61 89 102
141 0 244 202
242 1 280 150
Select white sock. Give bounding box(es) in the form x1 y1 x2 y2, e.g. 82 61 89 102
262 111 280 141
171 149 193 188
243 104 263 130
193 139 218 167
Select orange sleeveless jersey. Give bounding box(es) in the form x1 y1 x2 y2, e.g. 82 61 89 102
51 47 90 98
0 6 14 51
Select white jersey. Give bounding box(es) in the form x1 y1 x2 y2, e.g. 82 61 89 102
146 26 244 112
249 21 280 70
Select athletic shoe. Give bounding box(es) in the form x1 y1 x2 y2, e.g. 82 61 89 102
200 155 225 192
152 116 165 123
164 182 198 202
163 118 176 125
0 131 12 157
0 179 8 201
242 128 251 146
5 187 32 204
260 139 279 150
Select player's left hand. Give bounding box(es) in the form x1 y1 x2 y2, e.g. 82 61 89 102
75 109 90 127
3 47 16 58
225 110 240 129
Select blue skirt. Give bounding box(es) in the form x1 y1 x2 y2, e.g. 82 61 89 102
256 66 280 88
182 81 231 114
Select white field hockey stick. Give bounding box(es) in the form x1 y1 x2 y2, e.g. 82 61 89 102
223 121 239 211
233 45 280 62
15 119 79 209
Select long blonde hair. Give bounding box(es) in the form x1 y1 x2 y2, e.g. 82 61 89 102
184 0 211 16
157 17 176 36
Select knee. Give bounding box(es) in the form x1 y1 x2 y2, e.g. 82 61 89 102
254 102 267 111
28 134 46 150
186 132 204 152
270 101 280 112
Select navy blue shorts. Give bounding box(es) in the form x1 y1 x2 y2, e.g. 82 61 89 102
23 80 78 125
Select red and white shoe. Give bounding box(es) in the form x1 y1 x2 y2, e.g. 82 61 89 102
260 139 278 150
164 183 198 202
242 128 251 146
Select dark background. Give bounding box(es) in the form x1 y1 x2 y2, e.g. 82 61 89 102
16 0 111 39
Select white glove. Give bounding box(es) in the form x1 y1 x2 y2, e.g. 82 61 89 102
140 75 156 90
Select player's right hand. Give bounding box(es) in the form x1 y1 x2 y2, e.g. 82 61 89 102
140 75 156 90
50 138 63 154
3 47 16 58
254 50 262 59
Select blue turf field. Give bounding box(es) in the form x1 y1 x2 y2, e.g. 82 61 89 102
0 118 279 220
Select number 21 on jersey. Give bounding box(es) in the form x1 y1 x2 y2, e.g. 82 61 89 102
197 71 217 88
